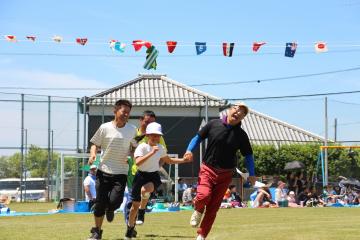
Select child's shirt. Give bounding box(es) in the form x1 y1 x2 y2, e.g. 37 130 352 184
134 142 167 172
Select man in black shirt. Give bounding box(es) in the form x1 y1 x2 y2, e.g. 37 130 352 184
184 102 256 240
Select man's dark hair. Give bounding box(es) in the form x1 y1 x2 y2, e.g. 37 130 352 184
114 99 132 109
142 110 156 118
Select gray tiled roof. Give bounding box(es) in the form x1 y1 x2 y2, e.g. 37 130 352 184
88 74 227 107
242 109 324 144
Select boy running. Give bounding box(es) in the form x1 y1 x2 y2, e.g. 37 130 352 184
125 122 191 239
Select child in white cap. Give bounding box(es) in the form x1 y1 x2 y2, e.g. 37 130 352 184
125 122 191 239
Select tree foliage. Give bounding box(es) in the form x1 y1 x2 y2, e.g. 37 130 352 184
238 144 360 181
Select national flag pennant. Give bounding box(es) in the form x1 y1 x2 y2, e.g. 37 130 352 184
195 42 207 55
76 38 88 46
253 42 266 52
52 35 63 43
143 45 159 70
5 35 16 42
133 40 152 52
285 42 297 58
26 36 36 42
314 41 328 53
166 41 177 53
223 42 235 57
109 40 126 53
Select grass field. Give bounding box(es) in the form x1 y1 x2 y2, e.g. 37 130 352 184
1 203 360 240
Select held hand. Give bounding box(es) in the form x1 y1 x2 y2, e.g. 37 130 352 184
183 151 193 162
248 176 257 186
88 155 96 165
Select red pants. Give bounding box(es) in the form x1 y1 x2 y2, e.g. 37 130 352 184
194 164 233 238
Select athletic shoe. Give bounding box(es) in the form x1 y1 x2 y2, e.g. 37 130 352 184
190 210 203 227
136 209 146 225
87 227 103 240
196 234 205 240
105 209 114 222
125 225 135 240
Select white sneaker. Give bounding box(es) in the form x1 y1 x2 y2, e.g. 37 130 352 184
196 234 205 240
190 210 202 227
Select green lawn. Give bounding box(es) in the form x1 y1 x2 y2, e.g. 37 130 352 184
1 203 360 240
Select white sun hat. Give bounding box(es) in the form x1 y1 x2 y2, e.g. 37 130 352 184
146 122 163 135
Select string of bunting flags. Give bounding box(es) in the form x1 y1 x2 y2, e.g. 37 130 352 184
1 34 343 69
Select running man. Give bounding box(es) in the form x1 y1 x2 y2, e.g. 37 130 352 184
184 102 257 240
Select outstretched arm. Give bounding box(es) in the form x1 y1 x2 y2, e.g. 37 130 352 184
161 155 192 165
183 134 202 161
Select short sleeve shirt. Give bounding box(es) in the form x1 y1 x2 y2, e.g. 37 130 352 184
90 121 137 175
198 119 252 169
134 143 167 172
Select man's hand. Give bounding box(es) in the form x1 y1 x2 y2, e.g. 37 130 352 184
88 155 96 165
183 151 193 162
248 176 257 186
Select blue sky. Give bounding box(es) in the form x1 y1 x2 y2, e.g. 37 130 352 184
0 0 360 155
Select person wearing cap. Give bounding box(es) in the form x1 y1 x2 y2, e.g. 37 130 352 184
275 181 287 205
184 102 256 240
84 165 97 211
124 110 167 228
125 122 191 239
87 99 137 240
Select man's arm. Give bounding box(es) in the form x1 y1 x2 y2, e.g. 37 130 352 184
183 134 202 161
88 144 99 165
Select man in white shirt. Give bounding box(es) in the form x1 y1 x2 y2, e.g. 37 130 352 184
87 99 137 240
84 165 97 210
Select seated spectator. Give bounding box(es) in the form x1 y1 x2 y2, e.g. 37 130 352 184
297 187 310 207
322 185 337 204
306 186 325 207
252 183 276 208
226 185 242 207
182 185 196 206
287 191 299 207
275 181 287 204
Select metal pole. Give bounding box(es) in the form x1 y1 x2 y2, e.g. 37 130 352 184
77 98 80 153
47 96 51 201
205 96 208 149
334 118 337 143
24 129 27 201
20 94 24 202
60 153 64 199
324 97 328 186
82 96 87 199
175 164 178 202
51 130 54 201
102 97 105 124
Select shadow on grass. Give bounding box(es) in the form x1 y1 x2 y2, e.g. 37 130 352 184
112 234 194 240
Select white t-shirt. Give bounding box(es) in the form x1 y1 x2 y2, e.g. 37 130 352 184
83 175 96 201
90 121 137 175
134 143 167 172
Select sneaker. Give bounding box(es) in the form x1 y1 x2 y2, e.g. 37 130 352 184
87 227 103 240
125 225 135 240
132 228 137 238
190 210 202 227
135 209 145 225
105 209 114 222
196 234 205 240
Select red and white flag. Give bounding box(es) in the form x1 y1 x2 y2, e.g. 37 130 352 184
253 42 266 52
315 41 328 53
5 35 17 42
76 38 88 46
26 36 36 42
